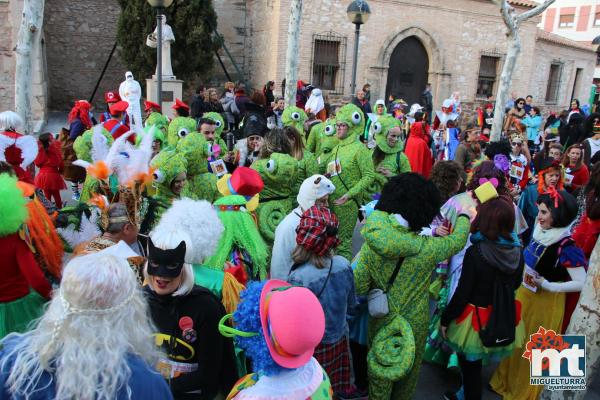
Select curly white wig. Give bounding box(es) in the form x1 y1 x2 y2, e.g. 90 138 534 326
155 198 223 264
0 111 24 131
1 253 160 400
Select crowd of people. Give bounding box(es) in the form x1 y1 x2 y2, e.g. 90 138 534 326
0 78 599 400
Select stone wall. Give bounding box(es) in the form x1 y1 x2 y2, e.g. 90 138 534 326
0 0 15 112
44 0 126 112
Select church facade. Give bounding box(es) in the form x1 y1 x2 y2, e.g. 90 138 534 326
0 0 596 128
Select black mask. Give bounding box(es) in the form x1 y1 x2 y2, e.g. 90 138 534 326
147 238 186 278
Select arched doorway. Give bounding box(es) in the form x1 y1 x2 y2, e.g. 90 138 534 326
385 36 429 106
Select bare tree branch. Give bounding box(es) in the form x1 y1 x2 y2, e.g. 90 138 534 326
516 0 555 24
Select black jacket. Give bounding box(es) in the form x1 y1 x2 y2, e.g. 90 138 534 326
441 242 523 327
144 285 237 400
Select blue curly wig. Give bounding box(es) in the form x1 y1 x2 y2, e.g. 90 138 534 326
233 281 287 376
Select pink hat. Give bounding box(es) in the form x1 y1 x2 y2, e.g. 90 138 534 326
260 279 325 369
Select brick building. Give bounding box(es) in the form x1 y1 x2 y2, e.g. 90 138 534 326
0 0 597 129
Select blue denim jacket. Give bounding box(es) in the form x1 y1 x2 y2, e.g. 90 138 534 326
288 255 357 344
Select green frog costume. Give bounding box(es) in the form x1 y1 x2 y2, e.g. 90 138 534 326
166 116 196 149
176 132 221 202
307 119 339 160
203 111 228 157
251 152 299 245
145 112 169 135
368 115 411 199
73 126 114 203
281 106 308 138
354 211 470 400
319 104 375 260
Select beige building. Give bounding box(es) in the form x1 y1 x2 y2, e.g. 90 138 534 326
0 0 597 129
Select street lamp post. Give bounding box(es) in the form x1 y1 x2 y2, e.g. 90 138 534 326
347 0 371 98
147 0 174 109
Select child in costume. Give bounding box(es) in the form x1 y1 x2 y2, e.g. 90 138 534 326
354 173 472 400
0 174 51 339
206 167 269 283
251 129 300 245
176 132 221 202
220 280 333 400
490 190 586 400
34 132 66 208
319 103 375 260
155 198 244 314
0 111 38 184
369 114 411 198
288 205 357 397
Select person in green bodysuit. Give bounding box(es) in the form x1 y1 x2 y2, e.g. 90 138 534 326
319 103 375 260
166 115 196 149
176 131 221 202
281 105 308 138
368 114 411 200
202 112 228 160
354 173 471 400
251 129 299 246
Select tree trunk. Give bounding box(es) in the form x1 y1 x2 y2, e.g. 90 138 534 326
490 33 520 142
14 0 45 134
490 0 555 142
540 239 600 400
284 0 303 108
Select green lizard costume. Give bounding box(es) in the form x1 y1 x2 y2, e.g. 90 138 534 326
251 152 299 245
166 116 196 148
142 150 187 232
73 126 114 203
203 111 228 159
354 211 470 400
145 112 169 135
319 104 375 260
136 125 165 148
175 132 221 202
205 195 269 281
307 119 339 159
282 106 307 138
367 115 411 200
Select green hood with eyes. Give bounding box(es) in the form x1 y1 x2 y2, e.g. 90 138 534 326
176 132 210 175
251 152 299 199
282 106 308 134
203 112 225 137
145 112 169 135
167 116 196 148
335 103 365 145
374 115 403 154
150 150 187 198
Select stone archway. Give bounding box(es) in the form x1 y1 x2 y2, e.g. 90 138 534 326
368 27 448 108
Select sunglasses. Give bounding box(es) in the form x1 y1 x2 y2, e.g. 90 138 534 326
511 142 522 146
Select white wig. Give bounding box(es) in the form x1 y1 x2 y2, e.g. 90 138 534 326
1 253 159 400
0 111 24 131
155 198 223 264
146 227 195 296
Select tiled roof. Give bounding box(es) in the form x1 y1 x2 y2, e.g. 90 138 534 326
536 29 596 52
508 0 538 8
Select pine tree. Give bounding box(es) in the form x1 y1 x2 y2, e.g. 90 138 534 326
116 0 218 86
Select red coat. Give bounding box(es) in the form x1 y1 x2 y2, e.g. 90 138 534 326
103 119 135 144
1 130 35 183
34 140 67 191
565 164 589 193
405 122 433 178
0 233 51 302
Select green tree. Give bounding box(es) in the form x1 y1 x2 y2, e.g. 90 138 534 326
116 0 218 87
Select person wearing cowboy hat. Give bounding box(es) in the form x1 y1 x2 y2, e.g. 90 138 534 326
219 279 333 399
287 205 357 397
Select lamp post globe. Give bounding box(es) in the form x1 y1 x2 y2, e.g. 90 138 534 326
148 0 174 109
346 0 371 25
347 0 370 97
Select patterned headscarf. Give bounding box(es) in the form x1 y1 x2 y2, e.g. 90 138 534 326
296 205 340 256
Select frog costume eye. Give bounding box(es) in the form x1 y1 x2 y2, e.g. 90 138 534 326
372 122 382 134
178 128 190 138
153 169 165 183
324 124 336 136
351 112 362 125
291 112 301 121
215 120 222 128
266 159 276 173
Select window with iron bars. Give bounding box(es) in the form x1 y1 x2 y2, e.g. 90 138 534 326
476 55 499 98
311 32 347 94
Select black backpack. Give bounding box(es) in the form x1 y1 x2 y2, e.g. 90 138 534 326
475 249 518 348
